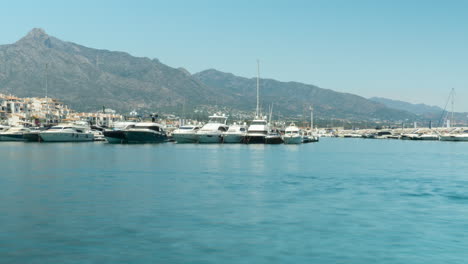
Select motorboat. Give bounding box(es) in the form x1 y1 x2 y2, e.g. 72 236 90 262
282 123 303 144
245 61 269 144
172 124 201 143
92 130 106 141
197 114 228 143
440 133 468 142
412 133 440 140
265 128 283 144
400 133 419 140
374 131 393 139
222 123 247 143
302 130 319 143
103 121 136 144
0 126 31 141
23 127 47 142
245 118 269 144
39 124 94 142
123 122 167 143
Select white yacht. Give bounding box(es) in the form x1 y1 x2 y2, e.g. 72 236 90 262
39 124 94 142
123 122 167 144
0 126 31 141
245 60 270 144
302 130 319 143
172 124 201 143
245 118 269 143
440 133 468 142
223 123 247 143
197 115 229 143
282 123 303 144
413 133 440 141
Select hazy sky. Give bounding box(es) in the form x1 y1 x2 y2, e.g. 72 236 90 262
1 0 467 110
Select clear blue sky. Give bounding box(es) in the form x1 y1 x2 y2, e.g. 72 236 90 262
1 0 468 110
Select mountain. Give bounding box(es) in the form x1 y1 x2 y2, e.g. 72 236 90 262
193 69 417 121
0 28 418 122
370 97 444 116
0 28 223 112
370 96 468 125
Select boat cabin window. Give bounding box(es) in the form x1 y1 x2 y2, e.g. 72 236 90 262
249 130 268 135
240 128 246 132
208 117 227 124
251 121 267 125
146 126 161 132
218 126 227 132
179 126 195 130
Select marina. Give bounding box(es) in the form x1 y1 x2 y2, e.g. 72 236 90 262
2 138 468 264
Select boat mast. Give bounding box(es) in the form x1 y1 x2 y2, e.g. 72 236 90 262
310 105 314 130
256 59 260 118
451 88 455 127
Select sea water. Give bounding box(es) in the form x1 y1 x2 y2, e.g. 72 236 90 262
1 138 468 263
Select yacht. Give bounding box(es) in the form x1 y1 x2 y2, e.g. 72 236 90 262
265 128 283 144
245 61 272 144
92 130 106 141
197 114 228 143
0 126 31 141
302 130 319 143
172 124 201 143
440 132 468 142
222 123 247 143
39 124 94 142
23 127 47 142
412 133 440 140
282 123 303 144
103 121 136 144
123 122 167 143
245 118 269 144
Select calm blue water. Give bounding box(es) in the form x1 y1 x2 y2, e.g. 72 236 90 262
1 138 468 263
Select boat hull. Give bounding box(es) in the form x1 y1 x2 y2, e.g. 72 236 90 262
23 132 42 142
0 134 25 141
198 133 222 143
440 135 468 141
245 135 266 144
124 131 167 144
283 135 303 144
40 132 94 142
223 134 245 143
265 135 283 144
172 133 198 143
103 130 127 144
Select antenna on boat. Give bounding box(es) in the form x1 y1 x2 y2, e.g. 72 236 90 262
256 59 260 118
310 105 314 130
268 103 274 124
438 88 456 127
451 88 455 127
45 63 48 99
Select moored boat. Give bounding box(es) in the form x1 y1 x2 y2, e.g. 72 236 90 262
172 124 200 143
222 123 247 143
197 114 228 143
123 122 167 144
282 123 303 144
0 126 30 141
39 124 94 142
103 122 136 144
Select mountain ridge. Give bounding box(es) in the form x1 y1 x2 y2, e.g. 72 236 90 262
0 28 419 122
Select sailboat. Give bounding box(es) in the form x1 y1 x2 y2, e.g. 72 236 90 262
245 60 269 144
303 106 319 143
